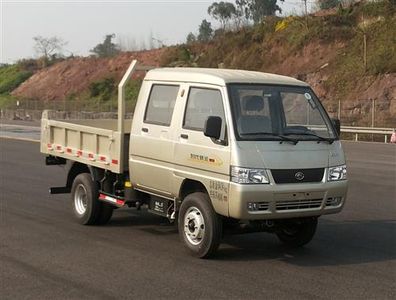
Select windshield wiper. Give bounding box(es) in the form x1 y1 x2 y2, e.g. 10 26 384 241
284 132 335 144
240 132 299 145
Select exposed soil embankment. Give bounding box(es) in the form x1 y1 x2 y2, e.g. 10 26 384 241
12 49 166 101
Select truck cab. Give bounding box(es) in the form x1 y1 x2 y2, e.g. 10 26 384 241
129 68 347 256
42 62 348 258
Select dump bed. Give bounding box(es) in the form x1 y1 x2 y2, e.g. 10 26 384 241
41 110 131 173
40 60 141 174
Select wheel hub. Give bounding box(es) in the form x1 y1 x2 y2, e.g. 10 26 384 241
184 207 205 246
74 184 88 215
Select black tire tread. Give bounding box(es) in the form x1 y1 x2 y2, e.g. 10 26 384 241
71 173 113 226
276 218 318 247
178 192 222 258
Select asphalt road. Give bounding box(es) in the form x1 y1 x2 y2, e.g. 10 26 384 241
0 123 40 141
0 139 395 299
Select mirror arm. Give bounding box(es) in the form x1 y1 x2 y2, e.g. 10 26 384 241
212 138 228 146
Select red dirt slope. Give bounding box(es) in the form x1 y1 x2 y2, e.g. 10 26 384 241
12 49 166 101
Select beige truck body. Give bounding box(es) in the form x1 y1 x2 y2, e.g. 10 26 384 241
41 60 348 221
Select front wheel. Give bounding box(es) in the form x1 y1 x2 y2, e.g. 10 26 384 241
178 192 222 258
276 218 318 247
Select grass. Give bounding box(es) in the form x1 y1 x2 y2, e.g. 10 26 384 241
0 64 33 95
0 94 18 109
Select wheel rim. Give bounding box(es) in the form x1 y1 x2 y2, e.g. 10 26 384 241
183 206 205 246
74 184 88 215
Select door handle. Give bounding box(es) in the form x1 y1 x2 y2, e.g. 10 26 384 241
180 134 189 139
142 127 149 133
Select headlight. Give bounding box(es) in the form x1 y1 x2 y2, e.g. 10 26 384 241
328 165 347 181
231 167 270 184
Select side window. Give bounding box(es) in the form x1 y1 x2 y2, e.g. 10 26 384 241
144 84 180 126
183 87 225 132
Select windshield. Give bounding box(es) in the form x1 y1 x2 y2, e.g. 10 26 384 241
228 84 336 141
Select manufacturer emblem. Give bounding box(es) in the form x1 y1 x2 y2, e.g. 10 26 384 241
295 172 305 181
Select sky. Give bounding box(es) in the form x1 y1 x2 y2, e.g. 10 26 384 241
1 0 312 64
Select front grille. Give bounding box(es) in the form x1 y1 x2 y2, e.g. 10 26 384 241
276 199 323 211
271 168 324 184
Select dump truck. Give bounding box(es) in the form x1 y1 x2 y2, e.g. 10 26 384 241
41 60 348 258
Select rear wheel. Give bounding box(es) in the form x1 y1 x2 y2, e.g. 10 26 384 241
178 192 222 258
71 173 113 225
276 218 318 247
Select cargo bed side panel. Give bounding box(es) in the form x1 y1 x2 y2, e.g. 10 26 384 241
41 111 128 174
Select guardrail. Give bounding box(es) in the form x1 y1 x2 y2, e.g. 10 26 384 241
341 126 395 143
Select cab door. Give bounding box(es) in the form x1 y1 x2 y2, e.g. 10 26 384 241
129 82 181 197
173 84 231 216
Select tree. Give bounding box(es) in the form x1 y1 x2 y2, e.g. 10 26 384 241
198 19 213 42
90 34 120 58
208 1 237 29
33 36 66 59
247 0 284 23
186 32 197 44
235 0 251 27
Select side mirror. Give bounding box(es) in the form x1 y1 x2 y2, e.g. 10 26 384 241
204 116 222 140
332 118 341 136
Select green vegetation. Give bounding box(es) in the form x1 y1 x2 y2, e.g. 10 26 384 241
0 64 33 94
90 34 120 58
89 77 116 101
208 2 237 29
186 32 197 44
0 63 34 109
83 76 142 112
167 1 395 99
198 20 214 42
0 94 17 109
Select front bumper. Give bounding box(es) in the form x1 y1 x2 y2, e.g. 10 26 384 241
228 180 348 220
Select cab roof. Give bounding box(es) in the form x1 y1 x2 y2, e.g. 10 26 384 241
145 67 308 87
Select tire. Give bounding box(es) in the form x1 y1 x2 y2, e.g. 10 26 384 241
178 192 222 258
276 218 318 247
71 173 113 225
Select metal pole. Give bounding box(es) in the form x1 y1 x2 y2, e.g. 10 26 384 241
371 98 375 127
338 99 341 120
118 60 137 133
117 60 137 172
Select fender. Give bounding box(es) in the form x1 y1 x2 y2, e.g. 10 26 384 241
50 161 104 195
